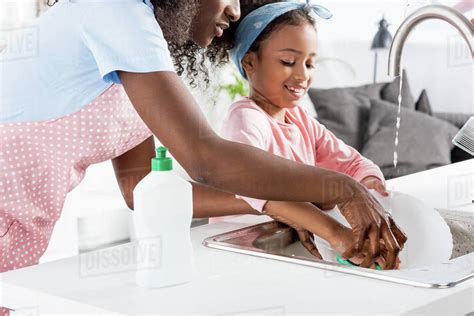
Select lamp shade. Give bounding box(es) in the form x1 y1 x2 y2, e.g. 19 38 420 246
371 17 393 50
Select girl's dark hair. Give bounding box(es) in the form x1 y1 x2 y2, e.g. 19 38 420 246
247 8 317 57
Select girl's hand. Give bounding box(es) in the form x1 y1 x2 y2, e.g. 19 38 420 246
360 176 389 197
265 211 323 259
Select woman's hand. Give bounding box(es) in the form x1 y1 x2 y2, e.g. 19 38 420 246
337 182 407 269
313 176 388 210
360 176 389 197
327 224 401 270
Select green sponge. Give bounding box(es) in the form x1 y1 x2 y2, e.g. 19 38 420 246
336 254 382 270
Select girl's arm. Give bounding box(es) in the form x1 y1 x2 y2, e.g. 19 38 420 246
264 201 352 255
111 137 258 217
191 183 259 218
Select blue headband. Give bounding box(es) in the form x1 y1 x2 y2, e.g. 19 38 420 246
230 1 332 79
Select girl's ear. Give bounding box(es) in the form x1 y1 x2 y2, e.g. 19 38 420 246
242 52 257 77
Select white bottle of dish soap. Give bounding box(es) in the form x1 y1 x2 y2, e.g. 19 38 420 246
133 146 193 288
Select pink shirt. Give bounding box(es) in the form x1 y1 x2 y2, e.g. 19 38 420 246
219 97 384 213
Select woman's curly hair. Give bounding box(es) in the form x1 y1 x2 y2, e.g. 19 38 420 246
152 0 279 87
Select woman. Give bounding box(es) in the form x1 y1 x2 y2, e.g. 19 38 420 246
0 0 406 282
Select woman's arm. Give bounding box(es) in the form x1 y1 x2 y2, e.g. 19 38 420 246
119 71 354 205
110 140 380 264
119 70 406 269
112 136 155 209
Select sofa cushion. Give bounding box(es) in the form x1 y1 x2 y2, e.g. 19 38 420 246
415 89 433 115
361 99 458 179
348 82 386 100
434 112 473 129
308 87 371 150
381 70 416 110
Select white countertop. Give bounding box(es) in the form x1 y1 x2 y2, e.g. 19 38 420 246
1 160 473 315
387 159 473 213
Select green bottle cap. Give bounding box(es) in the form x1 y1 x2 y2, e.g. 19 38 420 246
151 146 173 171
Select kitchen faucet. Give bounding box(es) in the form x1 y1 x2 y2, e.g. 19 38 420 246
388 4 473 77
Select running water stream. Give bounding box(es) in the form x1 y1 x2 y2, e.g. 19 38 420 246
392 0 413 174
393 68 404 172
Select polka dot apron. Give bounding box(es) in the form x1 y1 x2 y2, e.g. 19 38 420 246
0 84 152 275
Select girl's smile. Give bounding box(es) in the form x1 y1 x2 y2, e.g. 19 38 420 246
284 82 308 99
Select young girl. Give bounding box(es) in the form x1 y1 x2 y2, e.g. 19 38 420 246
212 2 403 268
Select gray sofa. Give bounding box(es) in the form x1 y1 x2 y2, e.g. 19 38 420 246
307 70 473 179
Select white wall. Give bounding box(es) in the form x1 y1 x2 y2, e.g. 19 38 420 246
0 0 38 27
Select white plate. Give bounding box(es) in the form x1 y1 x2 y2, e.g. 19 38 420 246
313 190 453 269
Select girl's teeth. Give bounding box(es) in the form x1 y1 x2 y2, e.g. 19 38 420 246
287 86 303 93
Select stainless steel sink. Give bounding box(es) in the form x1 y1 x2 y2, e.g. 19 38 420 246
203 221 473 289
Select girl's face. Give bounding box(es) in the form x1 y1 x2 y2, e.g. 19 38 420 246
191 0 241 47
244 23 318 119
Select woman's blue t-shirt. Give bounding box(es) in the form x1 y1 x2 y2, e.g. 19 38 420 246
0 0 175 123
